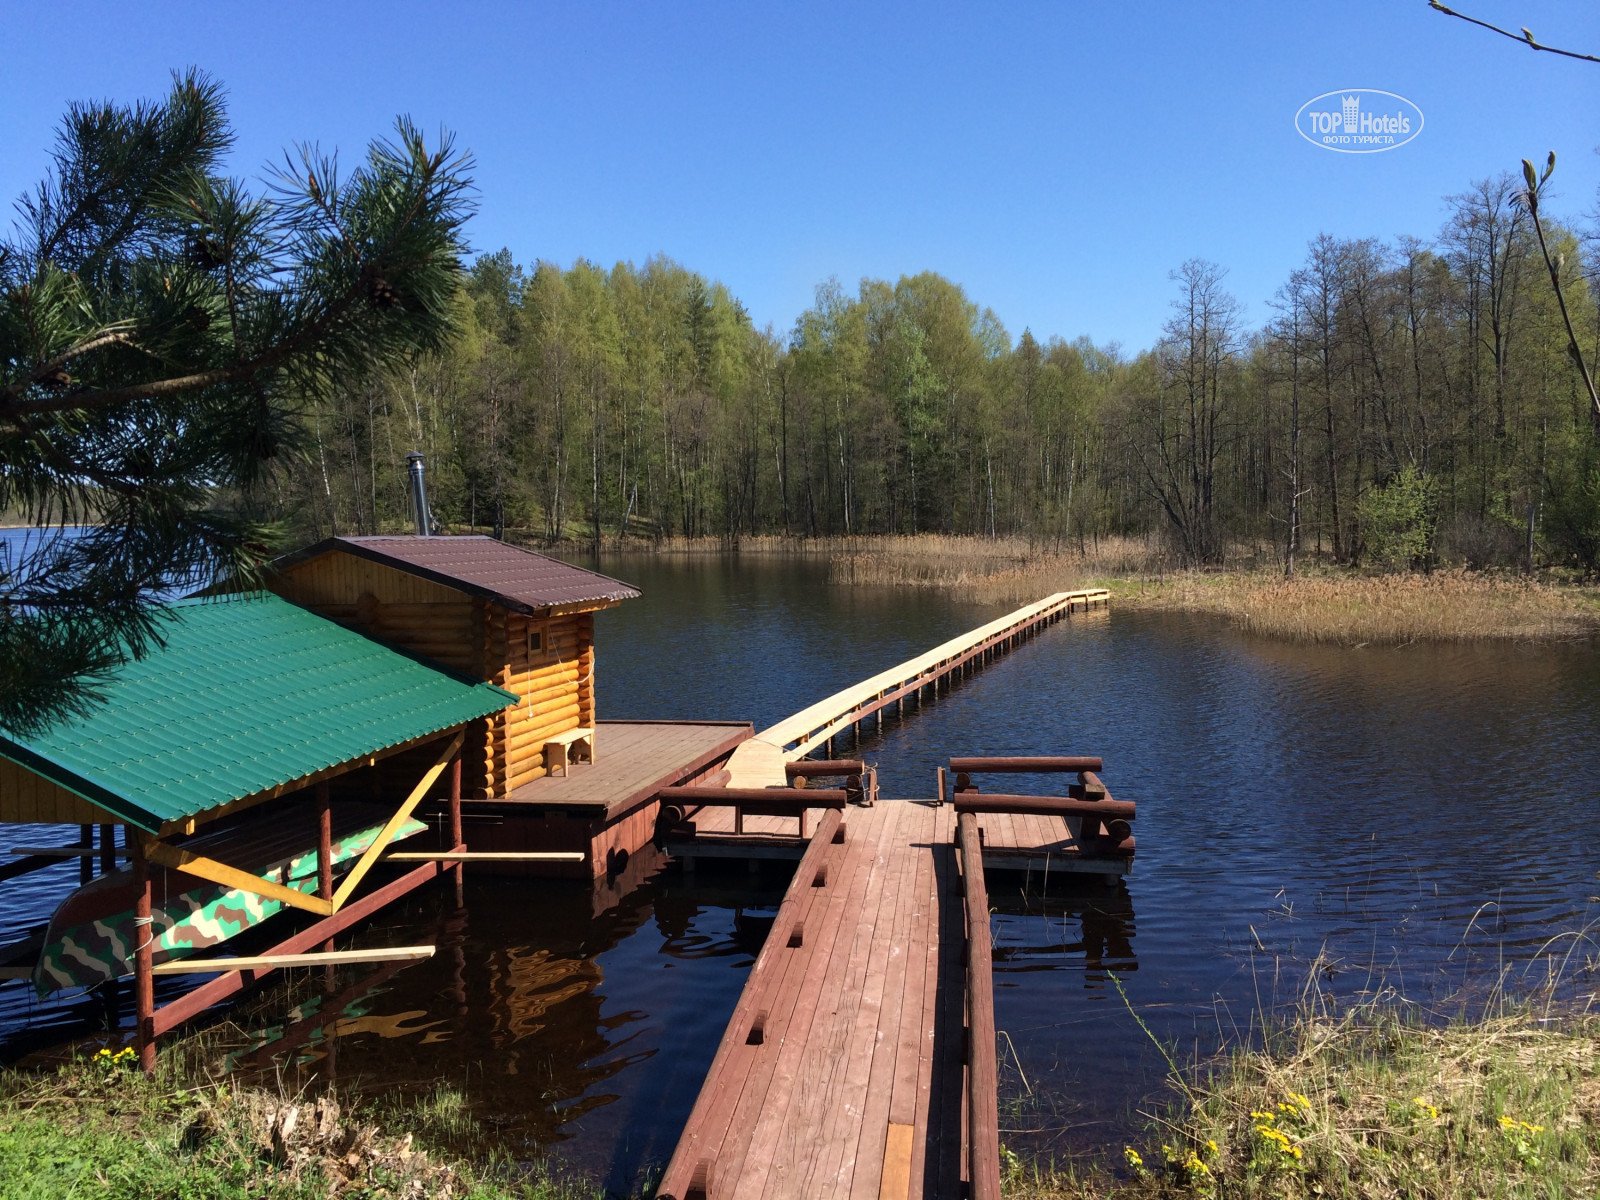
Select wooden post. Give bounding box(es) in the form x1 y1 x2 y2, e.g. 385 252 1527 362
959 811 1001 1200
131 835 155 1075
449 755 464 904
78 824 93 883
99 824 115 875
316 782 334 961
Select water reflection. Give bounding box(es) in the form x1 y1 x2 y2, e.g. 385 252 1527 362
216 859 785 1195
990 876 1137 984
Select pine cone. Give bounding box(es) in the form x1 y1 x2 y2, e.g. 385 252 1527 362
365 271 399 309
183 304 211 331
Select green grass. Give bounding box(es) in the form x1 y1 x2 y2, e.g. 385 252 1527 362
0 1044 595 1200
1005 999 1600 1199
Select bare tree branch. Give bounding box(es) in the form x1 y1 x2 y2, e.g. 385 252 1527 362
1428 1 1600 64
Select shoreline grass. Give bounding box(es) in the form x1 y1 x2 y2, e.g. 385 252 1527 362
0 1030 595 1199
1006 996 1600 1199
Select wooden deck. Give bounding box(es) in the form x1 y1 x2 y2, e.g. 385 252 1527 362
664 798 1131 878
657 801 967 1200
457 720 749 881
500 720 751 818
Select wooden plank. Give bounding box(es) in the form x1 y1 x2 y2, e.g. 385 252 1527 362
152 945 434 974
845 804 925 1200
750 802 900 1200
331 730 462 909
793 802 913 1199
8 845 124 858
150 857 451 1036
878 1125 915 1200
145 841 333 916
657 808 845 1200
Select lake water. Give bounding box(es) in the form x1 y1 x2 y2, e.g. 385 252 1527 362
4 554 1599 1195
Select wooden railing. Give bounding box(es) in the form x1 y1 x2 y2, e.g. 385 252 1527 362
951 753 1135 1199
767 590 1108 759
950 755 1135 857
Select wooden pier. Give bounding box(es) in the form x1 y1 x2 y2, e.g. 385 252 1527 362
725 589 1108 789
654 585 1128 1200
657 760 1134 1200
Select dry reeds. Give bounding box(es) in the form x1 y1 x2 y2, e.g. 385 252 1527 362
650 532 1600 643
1113 569 1600 643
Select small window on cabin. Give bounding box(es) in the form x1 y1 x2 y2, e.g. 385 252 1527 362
528 627 543 656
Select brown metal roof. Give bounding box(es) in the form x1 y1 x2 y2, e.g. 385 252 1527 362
279 536 641 612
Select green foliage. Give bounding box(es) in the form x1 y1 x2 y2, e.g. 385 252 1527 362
1543 448 1600 576
1358 465 1435 569
0 1054 592 1200
0 70 473 733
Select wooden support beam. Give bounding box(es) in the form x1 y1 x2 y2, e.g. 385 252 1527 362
948 756 1104 774
951 794 1136 821
143 730 467 919
667 787 848 812
150 858 451 1038
9 845 127 859
151 945 434 975
330 730 463 910
145 840 333 916
132 837 155 1075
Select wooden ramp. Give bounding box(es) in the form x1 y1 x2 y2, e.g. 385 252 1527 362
657 801 968 1200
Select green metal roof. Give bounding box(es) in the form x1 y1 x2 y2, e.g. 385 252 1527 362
0 592 515 832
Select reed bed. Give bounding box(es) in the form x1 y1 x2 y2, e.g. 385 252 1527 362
1110 570 1600 644
1007 996 1600 1199
729 533 1600 643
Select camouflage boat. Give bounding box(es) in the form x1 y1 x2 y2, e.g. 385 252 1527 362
34 801 427 995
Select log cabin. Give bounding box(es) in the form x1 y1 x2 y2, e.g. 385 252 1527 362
266 535 641 799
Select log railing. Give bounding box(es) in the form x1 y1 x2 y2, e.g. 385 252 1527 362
662 785 848 837
957 808 1000 1200
950 755 1135 857
952 753 1134 1199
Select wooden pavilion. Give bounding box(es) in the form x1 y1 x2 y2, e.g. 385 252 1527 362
0 592 516 1069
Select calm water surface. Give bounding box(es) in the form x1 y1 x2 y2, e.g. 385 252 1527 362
4 554 1599 1193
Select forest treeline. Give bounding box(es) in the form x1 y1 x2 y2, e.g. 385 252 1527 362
268 166 1600 573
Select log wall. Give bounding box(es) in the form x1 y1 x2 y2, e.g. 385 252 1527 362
271 550 597 798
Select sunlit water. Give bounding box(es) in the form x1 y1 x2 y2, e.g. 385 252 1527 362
4 553 1599 1192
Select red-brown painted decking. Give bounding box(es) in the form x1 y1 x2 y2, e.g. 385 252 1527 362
658 801 970 1200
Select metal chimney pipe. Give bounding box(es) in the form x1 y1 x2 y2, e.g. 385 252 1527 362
406 452 431 537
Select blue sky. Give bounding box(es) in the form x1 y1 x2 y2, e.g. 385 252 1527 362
2 1 1597 350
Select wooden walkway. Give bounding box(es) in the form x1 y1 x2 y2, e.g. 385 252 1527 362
725 589 1108 788
657 801 967 1200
